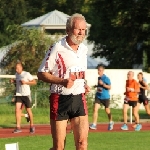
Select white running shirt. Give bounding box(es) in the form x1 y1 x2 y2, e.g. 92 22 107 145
38 37 88 95
15 71 33 96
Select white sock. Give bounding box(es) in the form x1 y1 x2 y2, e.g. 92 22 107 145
93 123 96 126
25 114 28 117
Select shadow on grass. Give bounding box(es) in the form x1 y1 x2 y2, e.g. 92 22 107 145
139 113 150 119
0 124 15 129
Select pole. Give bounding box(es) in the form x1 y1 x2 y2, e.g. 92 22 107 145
130 106 132 124
35 91 37 108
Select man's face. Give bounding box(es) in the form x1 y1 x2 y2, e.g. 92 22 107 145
137 74 142 80
98 67 104 76
127 71 133 80
69 19 86 45
16 64 23 74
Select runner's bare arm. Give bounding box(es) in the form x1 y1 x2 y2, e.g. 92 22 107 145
103 84 111 90
37 72 74 88
139 81 149 90
21 79 36 85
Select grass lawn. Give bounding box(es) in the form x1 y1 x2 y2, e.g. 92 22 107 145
0 131 150 150
0 103 149 127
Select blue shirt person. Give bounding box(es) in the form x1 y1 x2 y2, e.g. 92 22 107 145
89 64 114 131
96 74 111 100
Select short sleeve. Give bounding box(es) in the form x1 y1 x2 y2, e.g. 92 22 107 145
105 77 111 85
27 72 33 81
38 45 56 73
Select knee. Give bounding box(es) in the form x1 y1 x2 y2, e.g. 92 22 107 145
27 108 32 114
15 108 21 113
123 108 127 114
105 108 110 114
78 139 87 150
93 108 98 113
133 111 138 117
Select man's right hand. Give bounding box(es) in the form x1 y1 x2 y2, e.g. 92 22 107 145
62 77 75 88
10 78 15 83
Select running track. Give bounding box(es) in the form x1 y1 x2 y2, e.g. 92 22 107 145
0 123 150 138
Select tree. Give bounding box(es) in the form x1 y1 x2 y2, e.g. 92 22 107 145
0 0 28 47
88 0 150 70
0 25 56 74
26 0 91 19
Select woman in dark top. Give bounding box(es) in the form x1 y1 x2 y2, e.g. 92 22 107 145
133 72 150 128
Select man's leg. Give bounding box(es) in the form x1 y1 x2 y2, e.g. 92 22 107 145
71 115 89 150
121 103 129 130
15 102 22 129
26 108 33 127
51 119 68 150
143 99 150 115
20 104 29 122
132 102 140 128
133 106 139 124
50 119 55 150
103 99 114 130
133 104 142 131
123 103 129 124
105 108 112 121
23 96 34 129
89 102 100 129
105 106 114 130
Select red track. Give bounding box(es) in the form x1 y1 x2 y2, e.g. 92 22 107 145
0 123 150 138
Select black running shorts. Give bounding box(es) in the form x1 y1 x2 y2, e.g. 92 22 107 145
49 93 87 121
124 100 137 108
15 96 31 108
138 95 149 106
94 97 110 108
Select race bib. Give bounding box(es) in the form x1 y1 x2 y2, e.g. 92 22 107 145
69 66 85 80
97 87 103 93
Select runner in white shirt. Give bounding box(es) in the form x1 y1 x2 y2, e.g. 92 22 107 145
12 62 36 133
37 13 90 150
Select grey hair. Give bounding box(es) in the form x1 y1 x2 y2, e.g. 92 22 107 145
66 13 86 32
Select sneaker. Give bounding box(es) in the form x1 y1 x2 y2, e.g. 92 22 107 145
89 124 97 130
121 124 128 130
13 128 22 133
30 127 35 134
25 114 30 122
135 124 142 131
132 124 137 128
108 121 114 130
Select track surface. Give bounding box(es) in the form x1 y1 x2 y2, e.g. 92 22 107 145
0 123 150 138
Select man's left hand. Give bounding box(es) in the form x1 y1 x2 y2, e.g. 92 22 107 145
20 80 26 85
85 85 90 94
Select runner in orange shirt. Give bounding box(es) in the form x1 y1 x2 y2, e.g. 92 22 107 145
121 71 142 131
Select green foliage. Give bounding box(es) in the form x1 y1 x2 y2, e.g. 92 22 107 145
0 0 28 47
26 0 91 19
0 78 50 108
88 0 150 70
31 80 50 108
1 0 150 72
0 25 56 74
